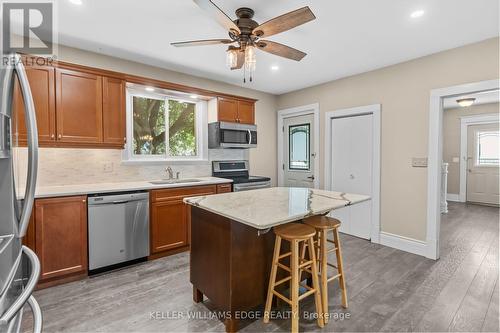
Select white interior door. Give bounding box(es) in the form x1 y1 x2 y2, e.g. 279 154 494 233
466 123 500 205
283 114 315 188
329 114 373 239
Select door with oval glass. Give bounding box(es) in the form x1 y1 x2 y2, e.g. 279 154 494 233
283 114 315 187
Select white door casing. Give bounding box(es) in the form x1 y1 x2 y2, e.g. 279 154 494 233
324 104 381 243
466 123 500 205
277 103 320 188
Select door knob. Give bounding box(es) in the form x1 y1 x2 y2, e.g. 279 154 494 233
350 174 355 179
307 175 315 180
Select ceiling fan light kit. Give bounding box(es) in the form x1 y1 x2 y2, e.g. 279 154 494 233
172 0 316 82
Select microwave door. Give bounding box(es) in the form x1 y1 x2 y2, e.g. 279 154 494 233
8 54 38 238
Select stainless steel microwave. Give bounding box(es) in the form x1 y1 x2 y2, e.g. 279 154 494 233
208 121 257 149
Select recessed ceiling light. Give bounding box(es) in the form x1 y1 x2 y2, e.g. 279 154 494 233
410 10 425 18
145 87 155 92
456 97 476 107
190 94 198 99
271 65 279 71
69 0 83 5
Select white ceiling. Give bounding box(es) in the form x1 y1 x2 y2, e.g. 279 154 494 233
443 90 500 109
53 0 498 94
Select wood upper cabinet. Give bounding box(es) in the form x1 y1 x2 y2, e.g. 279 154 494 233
217 97 255 124
217 97 239 123
102 77 126 145
55 68 103 143
12 66 56 144
35 196 88 281
150 185 217 255
237 100 255 124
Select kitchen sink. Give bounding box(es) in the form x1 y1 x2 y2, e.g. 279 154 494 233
149 178 202 185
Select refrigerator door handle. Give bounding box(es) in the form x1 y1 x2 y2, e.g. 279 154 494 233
13 54 38 238
27 296 42 333
0 246 41 326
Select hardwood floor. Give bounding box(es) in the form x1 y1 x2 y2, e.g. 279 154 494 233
22 202 498 332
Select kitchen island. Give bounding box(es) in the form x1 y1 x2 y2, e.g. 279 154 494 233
184 187 369 332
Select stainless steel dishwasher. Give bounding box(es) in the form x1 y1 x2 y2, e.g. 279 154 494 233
88 191 150 272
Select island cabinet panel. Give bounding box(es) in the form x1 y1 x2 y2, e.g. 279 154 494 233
102 77 126 146
12 66 56 144
190 206 274 320
35 196 88 284
55 68 103 144
150 185 217 258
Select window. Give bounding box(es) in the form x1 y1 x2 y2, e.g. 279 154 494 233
476 130 500 166
289 124 310 170
124 87 206 162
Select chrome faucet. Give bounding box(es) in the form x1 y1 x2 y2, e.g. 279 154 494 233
165 166 174 180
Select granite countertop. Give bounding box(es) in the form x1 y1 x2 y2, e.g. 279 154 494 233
17 177 232 199
184 187 370 229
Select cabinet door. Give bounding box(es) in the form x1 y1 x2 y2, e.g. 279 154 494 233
151 199 187 253
218 97 238 122
35 196 88 280
237 100 255 125
12 66 56 143
102 77 125 146
56 68 103 143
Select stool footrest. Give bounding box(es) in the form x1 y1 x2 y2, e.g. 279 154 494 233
272 290 292 305
298 260 313 268
274 276 291 287
298 288 316 301
327 273 341 282
278 252 291 259
277 262 291 272
327 262 338 269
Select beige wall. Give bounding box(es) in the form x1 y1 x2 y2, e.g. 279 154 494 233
276 38 499 241
443 103 499 195
45 45 278 184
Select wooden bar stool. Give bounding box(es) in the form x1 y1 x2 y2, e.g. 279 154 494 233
303 215 348 324
263 223 324 332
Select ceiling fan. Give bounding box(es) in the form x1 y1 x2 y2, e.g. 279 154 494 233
171 0 316 82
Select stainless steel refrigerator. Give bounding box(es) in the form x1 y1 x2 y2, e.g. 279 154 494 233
0 54 42 332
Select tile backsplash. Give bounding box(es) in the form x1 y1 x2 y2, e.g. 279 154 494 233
14 148 247 187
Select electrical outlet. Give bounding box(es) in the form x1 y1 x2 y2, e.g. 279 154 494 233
103 162 113 173
412 157 428 167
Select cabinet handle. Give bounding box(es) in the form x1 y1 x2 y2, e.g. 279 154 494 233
124 137 127 143
82 199 86 203
51 134 55 139
58 134 62 139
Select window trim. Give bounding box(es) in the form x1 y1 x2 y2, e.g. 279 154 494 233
288 123 311 171
122 87 208 164
475 130 499 167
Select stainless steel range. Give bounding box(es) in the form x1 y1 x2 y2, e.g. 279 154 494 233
212 160 271 191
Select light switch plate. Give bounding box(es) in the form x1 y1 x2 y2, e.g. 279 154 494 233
412 157 428 167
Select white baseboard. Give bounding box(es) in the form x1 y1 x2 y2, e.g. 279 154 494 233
447 193 460 202
379 232 427 257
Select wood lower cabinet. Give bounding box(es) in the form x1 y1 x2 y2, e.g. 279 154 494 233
56 68 103 144
22 213 36 252
150 185 217 257
35 196 88 283
12 65 56 144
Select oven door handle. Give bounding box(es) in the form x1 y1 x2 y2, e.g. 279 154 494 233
234 182 271 191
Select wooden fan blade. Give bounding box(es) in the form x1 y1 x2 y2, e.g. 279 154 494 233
193 0 241 35
171 39 234 47
253 6 315 38
257 40 306 61
231 50 245 70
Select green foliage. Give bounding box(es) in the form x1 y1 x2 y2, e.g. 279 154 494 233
132 96 196 157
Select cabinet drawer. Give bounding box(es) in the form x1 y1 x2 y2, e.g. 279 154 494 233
216 183 232 193
151 185 217 202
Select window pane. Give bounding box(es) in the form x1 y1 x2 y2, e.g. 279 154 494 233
168 100 196 157
132 96 166 155
289 124 310 170
477 131 500 166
